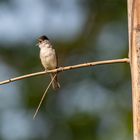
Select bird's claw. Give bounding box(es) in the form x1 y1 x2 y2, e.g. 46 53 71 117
57 67 64 72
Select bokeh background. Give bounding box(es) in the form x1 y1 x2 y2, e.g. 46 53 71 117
0 0 132 140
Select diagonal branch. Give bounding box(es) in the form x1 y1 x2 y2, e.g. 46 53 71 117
0 58 130 85
33 74 57 120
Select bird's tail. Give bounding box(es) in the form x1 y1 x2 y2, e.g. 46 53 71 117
50 73 60 90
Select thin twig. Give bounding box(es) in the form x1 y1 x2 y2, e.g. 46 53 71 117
33 74 56 120
0 58 129 85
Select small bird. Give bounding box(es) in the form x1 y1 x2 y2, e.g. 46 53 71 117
37 35 60 90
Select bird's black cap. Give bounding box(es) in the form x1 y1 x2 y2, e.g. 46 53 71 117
38 35 49 41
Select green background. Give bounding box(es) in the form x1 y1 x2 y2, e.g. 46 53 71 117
0 0 131 140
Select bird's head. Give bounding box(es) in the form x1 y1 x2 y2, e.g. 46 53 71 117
36 35 49 47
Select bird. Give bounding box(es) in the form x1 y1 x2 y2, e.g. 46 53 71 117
37 35 60 90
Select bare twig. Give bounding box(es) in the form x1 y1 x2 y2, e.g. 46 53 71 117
33 74 56 120
0 58 129 85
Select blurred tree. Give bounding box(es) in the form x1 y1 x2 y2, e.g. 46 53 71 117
0 0 132 140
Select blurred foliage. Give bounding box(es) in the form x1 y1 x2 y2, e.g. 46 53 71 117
0 0 132 140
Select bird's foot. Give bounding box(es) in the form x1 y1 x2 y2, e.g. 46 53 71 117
57 67 64 72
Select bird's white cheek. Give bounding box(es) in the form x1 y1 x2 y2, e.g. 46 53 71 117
39 44 43 48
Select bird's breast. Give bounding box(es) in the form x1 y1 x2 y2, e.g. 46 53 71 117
40 47 57 69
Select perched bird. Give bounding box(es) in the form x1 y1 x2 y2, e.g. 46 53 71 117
37 35 60 90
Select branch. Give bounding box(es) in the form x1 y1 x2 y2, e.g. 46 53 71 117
33 74 57 120
0 58 129 85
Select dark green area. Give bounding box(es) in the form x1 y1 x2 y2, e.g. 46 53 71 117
0 0 132 140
